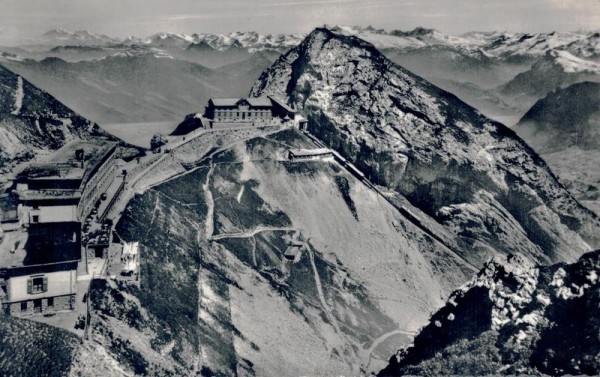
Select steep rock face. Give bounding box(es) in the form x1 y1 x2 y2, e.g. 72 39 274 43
379 250 600 376
0 64 113 178
250 27 600 264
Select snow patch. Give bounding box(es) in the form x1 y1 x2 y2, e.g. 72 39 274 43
10 76 23 116
236 185 245 203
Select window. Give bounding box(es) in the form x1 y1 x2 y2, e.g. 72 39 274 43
28 276 47 294
33 299 42 313
32 205 39 210
33 277 44 292
31 215 39 223
47 297 54 308
20 301 27 312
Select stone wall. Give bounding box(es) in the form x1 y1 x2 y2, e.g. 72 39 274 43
5 294 75 317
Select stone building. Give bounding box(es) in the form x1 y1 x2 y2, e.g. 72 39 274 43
16 140 118 225
0 222 80 316
202 96 305 129
0 140 118 317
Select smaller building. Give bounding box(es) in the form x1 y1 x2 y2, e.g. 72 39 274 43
284 243 304 263
16 140 118 225
288 148 334 161
121 241 139 276
0 222 81 317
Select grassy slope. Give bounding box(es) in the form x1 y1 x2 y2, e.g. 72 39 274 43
92 128 474 376
0 314 80 377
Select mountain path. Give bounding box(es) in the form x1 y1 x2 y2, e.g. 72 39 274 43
364 329 416 371
211 226 295 241
307 247 358 370
203 164 216 240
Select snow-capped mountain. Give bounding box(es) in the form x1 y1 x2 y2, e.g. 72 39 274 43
251 27 600 264
142 32 197 49
380 250 600 375
500 49 600 103
38 29 118 46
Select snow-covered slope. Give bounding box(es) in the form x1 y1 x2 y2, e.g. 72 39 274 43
38 29 118 47
251 27 600 265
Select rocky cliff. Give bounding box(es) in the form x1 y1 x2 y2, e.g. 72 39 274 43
379 250 600 375
250 27 600 265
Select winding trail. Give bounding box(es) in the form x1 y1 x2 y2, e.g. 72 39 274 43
210 226 295 241
364 329 416 371
203 164 216 240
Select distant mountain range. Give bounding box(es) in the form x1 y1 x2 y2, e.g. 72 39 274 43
1 27 598 126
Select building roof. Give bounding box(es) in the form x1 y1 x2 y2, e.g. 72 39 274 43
0 222 81 270
18 140 117 201
209 97 273 108
268 95 296 113
18 190 81 201
45 140 117 186
289 148 332 157
24 222 81 266
247 97 272 107
210 98 240 107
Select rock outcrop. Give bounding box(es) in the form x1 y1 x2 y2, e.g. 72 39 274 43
379 250 600 375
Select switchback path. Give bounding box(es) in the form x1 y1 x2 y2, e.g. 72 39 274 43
210 226 295 241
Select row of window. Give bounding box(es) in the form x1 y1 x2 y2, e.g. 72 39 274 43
20 297 53 312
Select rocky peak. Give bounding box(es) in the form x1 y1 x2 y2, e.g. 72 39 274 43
251 27 600 265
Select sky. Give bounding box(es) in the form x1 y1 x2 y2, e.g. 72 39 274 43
0 0 598 43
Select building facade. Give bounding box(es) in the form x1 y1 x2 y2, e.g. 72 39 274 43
203 96 302 129
205 97 274 124
0 141 117 318
0 221 80 317
3 262 77 317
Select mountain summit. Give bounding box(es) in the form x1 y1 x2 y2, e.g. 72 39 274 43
251 27 600 265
